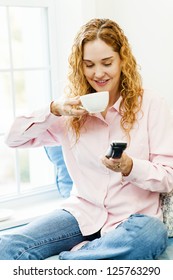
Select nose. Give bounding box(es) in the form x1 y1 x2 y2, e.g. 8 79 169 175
94 66 105 79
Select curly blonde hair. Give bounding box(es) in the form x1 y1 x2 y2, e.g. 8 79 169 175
66 18 143 140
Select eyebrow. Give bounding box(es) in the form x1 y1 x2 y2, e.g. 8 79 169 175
83 56 114 62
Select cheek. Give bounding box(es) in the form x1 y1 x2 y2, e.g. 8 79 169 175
83 67 87 77
83 69 93 80
111 61 122 75
111 66 122 79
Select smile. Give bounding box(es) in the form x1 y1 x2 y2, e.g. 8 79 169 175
94 79 109 86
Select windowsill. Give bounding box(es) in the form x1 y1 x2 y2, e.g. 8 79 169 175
0 189 65 232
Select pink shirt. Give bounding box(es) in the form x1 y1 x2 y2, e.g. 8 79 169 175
6 91 173 236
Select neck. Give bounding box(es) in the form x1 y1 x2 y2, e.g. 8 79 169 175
101 91 120 118
109 90 120 107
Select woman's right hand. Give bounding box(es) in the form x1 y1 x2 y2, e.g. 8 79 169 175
50 96 87 117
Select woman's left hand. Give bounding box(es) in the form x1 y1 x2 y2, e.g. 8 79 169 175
101 152 133 176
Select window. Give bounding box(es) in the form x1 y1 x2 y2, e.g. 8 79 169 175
0 1 57 201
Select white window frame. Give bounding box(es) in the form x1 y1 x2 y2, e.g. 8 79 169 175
0 0 61 231
0 0 60 228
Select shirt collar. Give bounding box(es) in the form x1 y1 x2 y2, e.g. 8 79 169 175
89 96 122 121
111 95 122 113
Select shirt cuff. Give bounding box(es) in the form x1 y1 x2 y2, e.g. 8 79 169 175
122 157 150 185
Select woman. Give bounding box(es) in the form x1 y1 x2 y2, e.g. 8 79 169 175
1 18 173 260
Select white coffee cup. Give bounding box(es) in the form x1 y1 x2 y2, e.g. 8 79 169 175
80 91 109 113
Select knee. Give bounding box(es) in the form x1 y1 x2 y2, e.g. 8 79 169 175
126 214 167 238
126 214 168 259
144 216 168 254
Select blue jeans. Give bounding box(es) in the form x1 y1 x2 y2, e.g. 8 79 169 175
0 210 167 260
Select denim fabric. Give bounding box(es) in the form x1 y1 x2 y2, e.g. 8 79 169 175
0 211 167 260
157 237 173 259
0 210 89 260
59 214 167 260
44 146 72 198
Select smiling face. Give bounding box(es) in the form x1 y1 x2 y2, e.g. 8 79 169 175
83 38 122 105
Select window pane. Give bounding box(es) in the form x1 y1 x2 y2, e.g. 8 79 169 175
0 136 17 197
0 72 13 133
9 7 49 68
0 5 56 201
14 70 51 115
18 148 55 193
0 7 10 69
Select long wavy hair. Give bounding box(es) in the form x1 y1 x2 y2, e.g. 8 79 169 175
65 18 143 140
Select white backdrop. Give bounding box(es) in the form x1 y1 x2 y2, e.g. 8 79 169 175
54 0 173 108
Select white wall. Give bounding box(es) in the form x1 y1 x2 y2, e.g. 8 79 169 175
54 0 173 107
52 0 83 97
95 0 173 107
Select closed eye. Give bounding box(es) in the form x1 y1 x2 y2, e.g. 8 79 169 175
85 64 94 68
83 60 94 68
103 63 112 67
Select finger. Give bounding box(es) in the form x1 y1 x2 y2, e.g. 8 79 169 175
65 97 81 106
101 156 113 168
70 108 87 116
109 158 121 164
65 104 87 116
101 155 109 164
101 155 122 172
101 155 120 164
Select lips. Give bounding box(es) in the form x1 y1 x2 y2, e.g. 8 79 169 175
94 79 109 87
